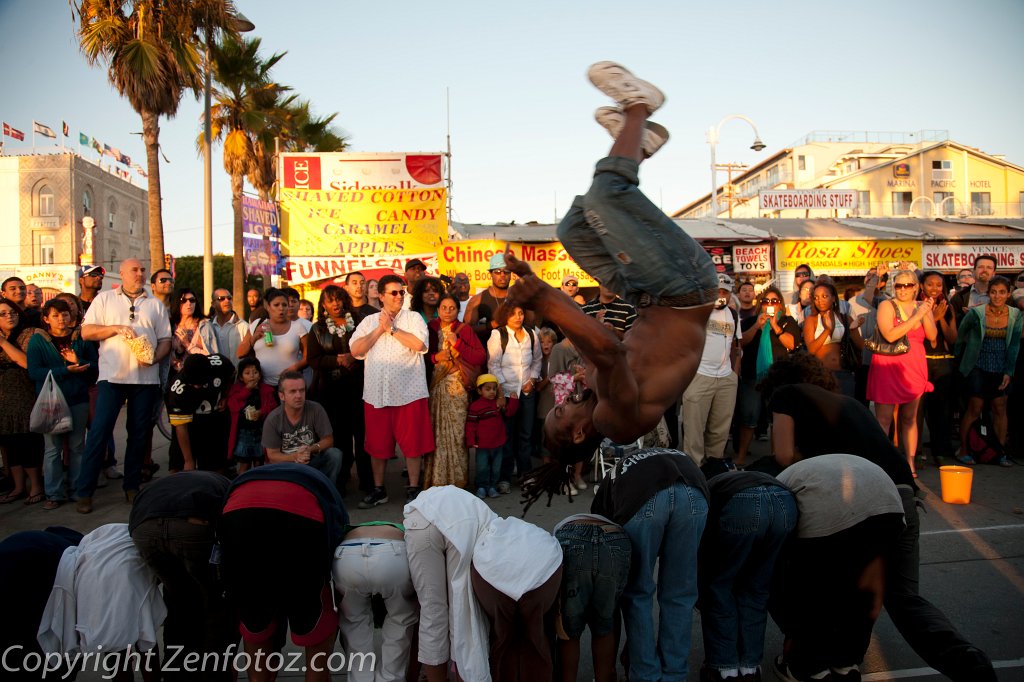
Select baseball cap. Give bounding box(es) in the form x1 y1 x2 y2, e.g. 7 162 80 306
562 275 579 286
476 373 499 388
405 258 427 272
80 265 105 277
717 273 735 290
488 253 507 271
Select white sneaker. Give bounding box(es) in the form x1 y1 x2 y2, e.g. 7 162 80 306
574 478 588 490
595 107 670 157
587 61 665 114
562 483 578 497
105 466 124 480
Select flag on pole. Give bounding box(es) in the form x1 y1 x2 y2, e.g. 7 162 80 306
119 152 132 166
102 143 116 158
3 122 25 141
91 138 102 153
33 121 57 138
79 133 89 146
63 121 69 137
133 164 148 178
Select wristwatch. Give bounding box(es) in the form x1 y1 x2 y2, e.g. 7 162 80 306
389 326 398 335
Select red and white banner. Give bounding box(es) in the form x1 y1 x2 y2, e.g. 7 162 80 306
732 243 772 273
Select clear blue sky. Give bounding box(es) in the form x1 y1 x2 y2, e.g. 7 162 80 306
2 0 1022 258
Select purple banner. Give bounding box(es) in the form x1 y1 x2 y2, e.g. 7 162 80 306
242 195 280 280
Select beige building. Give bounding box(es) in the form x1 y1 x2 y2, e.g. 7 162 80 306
674 130 1024 221
0 152 148 293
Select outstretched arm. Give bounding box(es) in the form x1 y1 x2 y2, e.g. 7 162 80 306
504 248 622 371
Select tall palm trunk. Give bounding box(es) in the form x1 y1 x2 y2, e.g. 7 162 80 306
142 109 165 271
231 171 246 319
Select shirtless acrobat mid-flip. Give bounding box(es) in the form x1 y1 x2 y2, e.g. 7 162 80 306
506 62 718 509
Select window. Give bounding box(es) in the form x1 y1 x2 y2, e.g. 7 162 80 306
39 185 54 216
39 235 55 264
82 189 92 216
934 192 954 215
797 155 806 171
931 159 953 181
129 210 137 236
767 165 779 186
857 191 871 216
892 192 914 215
971 192 992 215
107 198 116 229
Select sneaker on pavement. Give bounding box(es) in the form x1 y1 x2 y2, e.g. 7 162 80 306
497 481 511 495
829 665 860 682
587 61 665 114
773 656 832 682
595 106 670 157
476 487 487 499
574 477 588 490
358 487 388 509
405 486 421 503
105 466 124 480
997 455 1013 467
487 487 499 498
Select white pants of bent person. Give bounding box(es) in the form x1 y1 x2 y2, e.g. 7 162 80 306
333 538 418 682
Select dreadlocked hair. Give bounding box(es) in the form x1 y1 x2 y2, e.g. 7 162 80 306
520 431 604 516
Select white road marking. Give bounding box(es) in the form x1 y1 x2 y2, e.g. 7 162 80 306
862 657 1024 679
920 524 1024 536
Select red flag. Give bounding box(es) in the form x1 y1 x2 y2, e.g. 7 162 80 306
3 122 25 141
63 121 69 137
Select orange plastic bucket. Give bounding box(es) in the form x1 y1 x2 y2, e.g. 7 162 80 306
939 465 974 504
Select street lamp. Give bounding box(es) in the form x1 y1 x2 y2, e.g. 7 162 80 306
203 11 255 311
706 114 766 220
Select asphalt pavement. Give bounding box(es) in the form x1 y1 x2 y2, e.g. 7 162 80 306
2 409 1022 681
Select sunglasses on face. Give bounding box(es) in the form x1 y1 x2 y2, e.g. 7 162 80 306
181 297 197 304
158 277 174 284
491 270 510 276
386 290 406 298
565 281 578 287
217 295 233 301
795 272 810 278
893 283 916 290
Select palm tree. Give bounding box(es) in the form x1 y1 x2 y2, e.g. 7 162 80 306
207 34 287 317
74 0 238 272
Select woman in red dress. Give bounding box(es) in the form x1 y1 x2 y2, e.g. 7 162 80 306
866 270 937 476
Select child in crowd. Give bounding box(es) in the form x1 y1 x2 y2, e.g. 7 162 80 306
226 357 277 473
466 374 517 499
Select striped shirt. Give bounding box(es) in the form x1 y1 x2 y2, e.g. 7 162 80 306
581 296 637 334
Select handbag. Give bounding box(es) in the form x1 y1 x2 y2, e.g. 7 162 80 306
29 370 74 434
863 302 910 356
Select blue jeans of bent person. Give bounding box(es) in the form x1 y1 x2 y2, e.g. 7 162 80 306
699 485 797 672
621 482 708 682
557 156 718 308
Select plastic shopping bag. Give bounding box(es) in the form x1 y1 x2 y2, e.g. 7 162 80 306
29 370 73 434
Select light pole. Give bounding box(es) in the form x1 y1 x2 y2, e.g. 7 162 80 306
706 114 766 220
203 11 254 310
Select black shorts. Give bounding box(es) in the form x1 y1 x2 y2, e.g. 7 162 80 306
219 507 337 646
964 367 1006 400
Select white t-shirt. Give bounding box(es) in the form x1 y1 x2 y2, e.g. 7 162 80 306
83 288 171 385
350 308 430 408
486 326 543 396
458 299 469 322
472 516 563 601
249 319 308 387
697 306 740 378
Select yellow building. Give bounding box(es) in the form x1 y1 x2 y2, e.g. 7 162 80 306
674 131 1024 220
